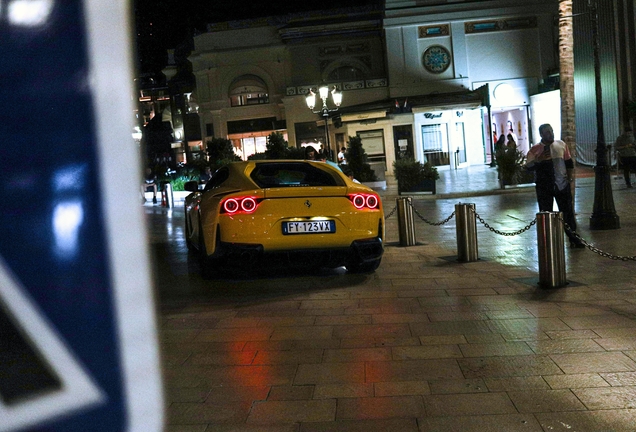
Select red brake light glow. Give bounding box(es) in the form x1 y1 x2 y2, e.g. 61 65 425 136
348 193 379 210
241 197 256 212
224 198 239 213
222 196 260 214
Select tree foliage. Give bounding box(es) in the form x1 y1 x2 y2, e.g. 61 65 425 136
286 146 306 160
345 135 377 182
249 132 306 160
142 115 173 159
265 132 288 159
206 137 239 170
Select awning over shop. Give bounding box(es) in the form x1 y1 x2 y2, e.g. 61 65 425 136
410 99 482 113
335 86 488 120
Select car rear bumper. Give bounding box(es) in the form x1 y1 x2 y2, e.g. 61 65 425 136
212 237 383 268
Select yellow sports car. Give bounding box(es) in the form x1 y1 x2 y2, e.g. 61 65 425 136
183 160 384 276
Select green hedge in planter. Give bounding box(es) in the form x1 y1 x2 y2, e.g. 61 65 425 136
393 158 439 193
170 175 196 191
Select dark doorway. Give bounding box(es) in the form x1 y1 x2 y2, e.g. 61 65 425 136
393 125 414 160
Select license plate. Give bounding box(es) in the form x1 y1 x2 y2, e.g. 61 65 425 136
283 220 335 235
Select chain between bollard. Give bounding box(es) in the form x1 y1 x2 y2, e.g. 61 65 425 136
557 215 636 261
470 207 537 236
389 202 635 260
407 201 455 226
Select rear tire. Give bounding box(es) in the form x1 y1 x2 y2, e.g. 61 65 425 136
185 214 194 251
198 220 217 279
346 257 381 274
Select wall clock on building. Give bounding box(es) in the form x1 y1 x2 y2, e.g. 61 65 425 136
422 45 451 74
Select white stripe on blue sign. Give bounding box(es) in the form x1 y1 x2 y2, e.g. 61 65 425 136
0 257 106 432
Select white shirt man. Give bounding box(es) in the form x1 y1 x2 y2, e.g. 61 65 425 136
525 123 583 248
337 147 346 164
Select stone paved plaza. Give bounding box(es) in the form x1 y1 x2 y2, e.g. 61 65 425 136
150 164 636 431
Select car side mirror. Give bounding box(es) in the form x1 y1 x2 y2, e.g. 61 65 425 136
184 181 199 192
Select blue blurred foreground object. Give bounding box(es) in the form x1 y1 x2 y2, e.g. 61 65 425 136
0 1 163 431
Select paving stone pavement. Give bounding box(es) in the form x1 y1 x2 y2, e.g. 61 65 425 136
151 164 636 432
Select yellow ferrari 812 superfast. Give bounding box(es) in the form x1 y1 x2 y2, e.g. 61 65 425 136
183 160 384 277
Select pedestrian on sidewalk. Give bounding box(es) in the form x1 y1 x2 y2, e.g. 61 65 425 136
495 134 506 152
199 166 212 184
525 123 584 248
614 126 636 188
319 144 333 162
506 133 517 149
304 145 319 161
141 167 158 204
338 147 347 164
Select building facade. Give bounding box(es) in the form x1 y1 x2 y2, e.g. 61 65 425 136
189 6 388 164
187 0 563 182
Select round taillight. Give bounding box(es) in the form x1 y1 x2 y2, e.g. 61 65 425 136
352 195 365 209
241 197 256 212
224 198 239 213
366 195 378 209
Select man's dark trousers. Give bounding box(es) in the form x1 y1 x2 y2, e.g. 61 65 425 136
536 184 579 244
620 156 636 186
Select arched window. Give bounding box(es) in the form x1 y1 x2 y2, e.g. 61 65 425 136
229 75 269 107
327 65 365 82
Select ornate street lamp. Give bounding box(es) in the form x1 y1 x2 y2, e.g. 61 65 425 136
306 85 342 161
588 0 620 230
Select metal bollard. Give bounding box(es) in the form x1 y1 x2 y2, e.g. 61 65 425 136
536 211 567 288
162 182 174 208
396 197 416 246
455 203 478 262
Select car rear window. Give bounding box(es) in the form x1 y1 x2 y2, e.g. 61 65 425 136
250 162 344 188
203 166 229 191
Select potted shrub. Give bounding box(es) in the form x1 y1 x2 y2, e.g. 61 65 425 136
393 157 439 194
495 145 527 188
345 135 378 183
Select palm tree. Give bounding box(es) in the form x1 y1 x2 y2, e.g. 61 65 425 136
559 0 577 205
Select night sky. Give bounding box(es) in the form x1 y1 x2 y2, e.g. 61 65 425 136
134 0 382 74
